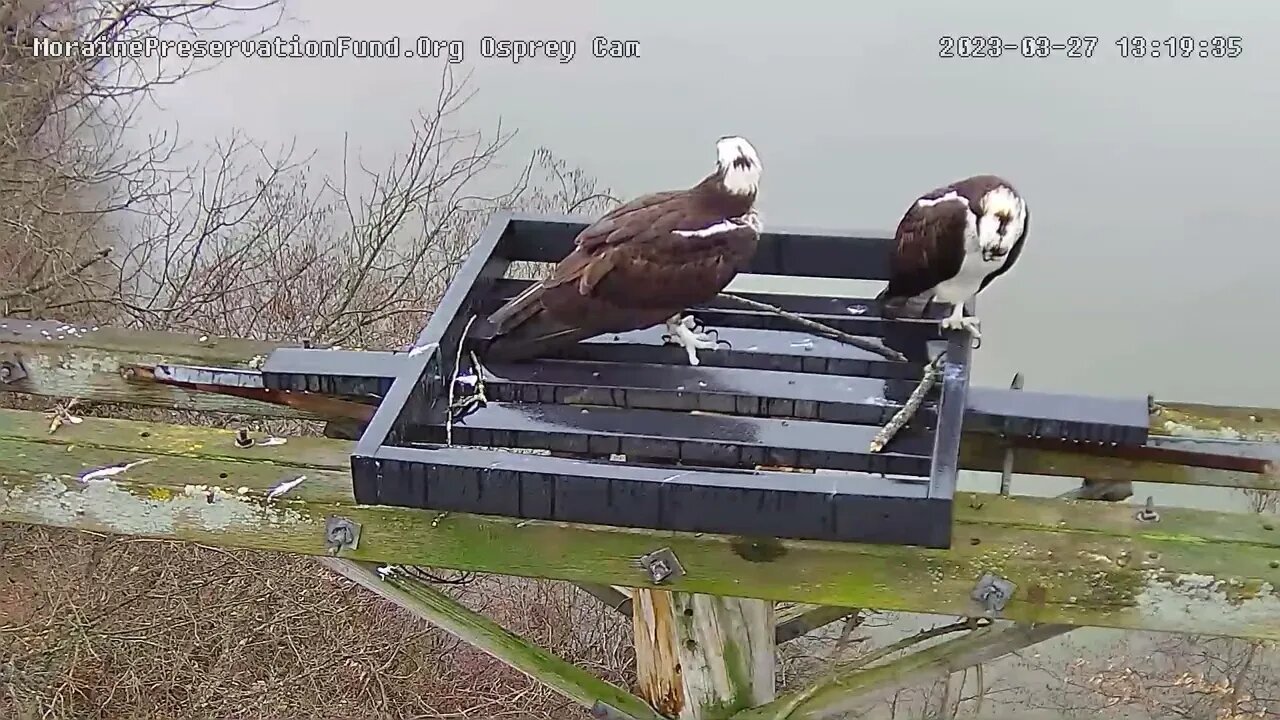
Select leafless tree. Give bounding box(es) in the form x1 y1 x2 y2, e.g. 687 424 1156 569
1 0 283 319
1022 490 1277 720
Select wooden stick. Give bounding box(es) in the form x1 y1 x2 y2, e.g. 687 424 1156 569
869 353 945 453
716 293 908 362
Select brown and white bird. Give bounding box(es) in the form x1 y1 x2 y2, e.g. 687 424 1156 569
480 135 763 365
877 174 1029 342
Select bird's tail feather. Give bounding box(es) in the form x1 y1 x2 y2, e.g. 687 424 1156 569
481 306 598 363
488 280 545 333
875 286 931 320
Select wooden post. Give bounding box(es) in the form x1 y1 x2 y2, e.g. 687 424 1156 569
633 589 775 719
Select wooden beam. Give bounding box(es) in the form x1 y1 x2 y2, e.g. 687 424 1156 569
3 319 1275 491
0 319 320 419
633 590 775 718
319 558 664 720
774 605 860 644
731 623 1071 720
2 409 1279 640
587 590 856 647
1152 400 1280 443
578 582 633 614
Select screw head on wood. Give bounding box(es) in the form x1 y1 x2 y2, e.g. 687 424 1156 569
324 516 361 555
971 572 1015 613
1135 496 1160 522
638 547 685 585
0 354 27 384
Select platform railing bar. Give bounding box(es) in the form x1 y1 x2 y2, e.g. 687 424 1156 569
361 444 949 546
392 402 935 477
482 278 945 340
503 213 899 280
481 324 929 375
481 359 933 427
964 386 1150 446
355 212 514 453
925 304 975 503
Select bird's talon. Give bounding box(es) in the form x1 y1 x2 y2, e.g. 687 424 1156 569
715 339 733 350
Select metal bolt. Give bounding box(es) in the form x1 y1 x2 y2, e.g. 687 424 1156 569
971 572 1016 613
0 353 27 384
1135 496 1160 523
324 516 361 555
234 428 254 448
999 371 1024 497
638 547 685 585
589 701 636 720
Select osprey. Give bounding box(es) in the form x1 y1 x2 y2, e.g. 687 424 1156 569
877 174 1029 342
481 136 762 365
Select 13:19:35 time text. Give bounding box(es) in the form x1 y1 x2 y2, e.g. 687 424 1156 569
939 35 1243 59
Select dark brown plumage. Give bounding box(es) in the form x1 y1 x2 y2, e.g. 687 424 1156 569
877 174 1030 328
481 137 763 363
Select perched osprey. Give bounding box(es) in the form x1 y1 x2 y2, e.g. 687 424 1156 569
877 175 1029 342
481 136 763 365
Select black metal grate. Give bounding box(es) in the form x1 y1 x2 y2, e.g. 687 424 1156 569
344 212 975 549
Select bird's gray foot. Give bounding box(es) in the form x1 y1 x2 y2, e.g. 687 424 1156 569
664 314 722 366
940 309 982 344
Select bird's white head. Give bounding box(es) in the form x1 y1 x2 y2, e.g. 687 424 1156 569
715 136 761 196
976 185 1027 261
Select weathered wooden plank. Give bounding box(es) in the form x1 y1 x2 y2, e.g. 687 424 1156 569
1153 400 1280 443
583 589 855 647
633 590 775 718
320 558 664 720
0 319 319 418
774 605 860 644
2 410 1279 640
5 321 1276 492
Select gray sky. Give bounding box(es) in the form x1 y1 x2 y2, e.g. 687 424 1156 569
142 0 1279 414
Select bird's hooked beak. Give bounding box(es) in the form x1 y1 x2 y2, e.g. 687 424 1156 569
981 211 1013 261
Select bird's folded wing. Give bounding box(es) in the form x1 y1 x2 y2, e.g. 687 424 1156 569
883 199 968 300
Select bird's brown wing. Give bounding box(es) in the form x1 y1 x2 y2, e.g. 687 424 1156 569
483 189 758 362
880 196 969 303
547 192 757 311
486 190 687 333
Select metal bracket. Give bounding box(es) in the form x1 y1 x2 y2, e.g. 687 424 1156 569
1135 496 1160 523
590 701 640 720
638 547 684 585
999 372 1024 496
324 516 362 555
971 572 1015 613
0 352 27 384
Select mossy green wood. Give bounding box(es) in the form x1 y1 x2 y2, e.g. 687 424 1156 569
0 319 316 418
2 409 1279 640
319 558 665 720
730 623 1072 720
3 320 1277 485
4 319 1277 489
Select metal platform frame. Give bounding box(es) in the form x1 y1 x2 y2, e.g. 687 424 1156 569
261 212 1152 550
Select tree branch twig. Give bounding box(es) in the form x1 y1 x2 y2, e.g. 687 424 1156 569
715 292 908 362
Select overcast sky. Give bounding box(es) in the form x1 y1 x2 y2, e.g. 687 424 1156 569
139 0 1279 418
